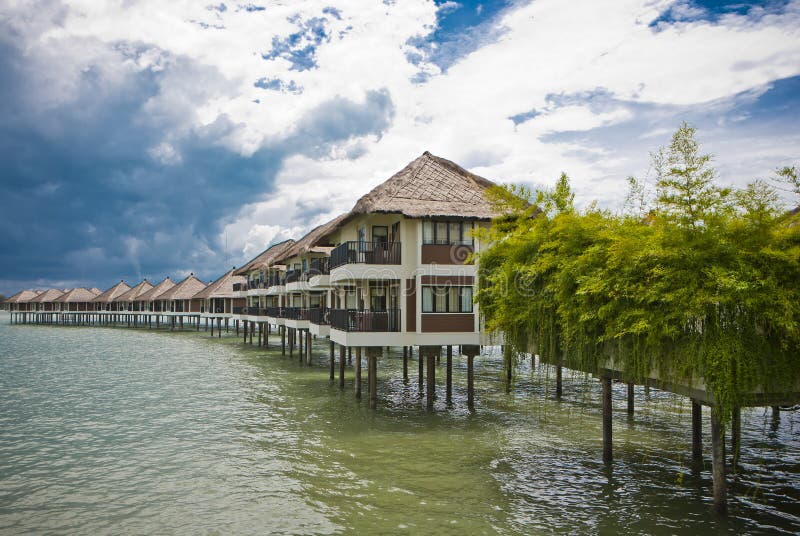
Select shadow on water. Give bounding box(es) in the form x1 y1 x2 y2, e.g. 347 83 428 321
0 316 798 534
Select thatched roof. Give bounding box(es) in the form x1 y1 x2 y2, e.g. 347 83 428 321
89 288 102 295
30 289 65 303
4 289 41 303
275 213 348 264
343 151 499 222
92 281 132 303
193 269 246 299
114 280 154 303
157 274 207 301
54 288 99 303
234 239 296 275
134 277 175 302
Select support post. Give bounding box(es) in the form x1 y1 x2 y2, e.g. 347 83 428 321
602 375 612 464
426 348 436 410
626 383 634 416
329 340 335 380
281 326 286 356
306 330 312 366
555 360 563 399
710 409 727 515
446 345 453 404
339 344 345 388
355 347 362 399
402 346 408 382
418 347 424 389
692 400 703 465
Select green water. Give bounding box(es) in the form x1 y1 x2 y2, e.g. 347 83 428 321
0 314 798 534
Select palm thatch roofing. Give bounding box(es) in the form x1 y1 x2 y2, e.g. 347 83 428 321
54 288 99 303
89 288 102 295
234 239 296 275
193 269 245 299
3 289 41 303
134 277 175 302
92 281 132 303
344 151 499 222
114 280 154 303
157 274 207 301
275 213 349 264
30 289 65 303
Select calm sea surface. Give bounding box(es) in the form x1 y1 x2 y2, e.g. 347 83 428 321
0 313 798 535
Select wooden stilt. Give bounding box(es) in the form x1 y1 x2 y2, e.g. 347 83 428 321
339 344 345 388
418 347 424 389
426 349 436 410
602 376 612 464
355 347 362 399
692 400 703 465
627 383 634 416
348 346 352 364
710 409 728 515
281 326 286 355
446 345 453 404
306 330 312 366
555 360 563 399
299 329 304 364
467 352 475 410
329 340 335 380
402 346 408 382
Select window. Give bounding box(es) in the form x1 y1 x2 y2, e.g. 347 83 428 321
421 286 474 313
372 226 388 244
422 220 474 245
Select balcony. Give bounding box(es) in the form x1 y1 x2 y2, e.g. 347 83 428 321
233 306 244 314
285 270 301 284
303 258 330 280
283 307 310 320
309 307 329 325
329 241 401 269
329 309 400 332
265 306 284 318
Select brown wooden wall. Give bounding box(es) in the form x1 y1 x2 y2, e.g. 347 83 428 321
420 313 474 332
420 244 473 264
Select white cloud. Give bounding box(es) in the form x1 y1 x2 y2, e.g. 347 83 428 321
7 0 800 262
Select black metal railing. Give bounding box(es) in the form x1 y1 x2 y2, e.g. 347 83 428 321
329 309 400 332
329 241 401 269
232 306 244 314
285 270 301 284
283 307 310 320
265 306 284 318
309 307 329 325
303 258 330 280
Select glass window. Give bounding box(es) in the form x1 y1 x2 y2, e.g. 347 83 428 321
448 287 459 312
449 222 461 244
422 287 433 312
423 221 433 244
435 286 447 312
372 226 388 244
436 222 448 244
460 287 473 313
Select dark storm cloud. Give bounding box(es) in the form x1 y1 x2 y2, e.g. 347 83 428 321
0 26 398 294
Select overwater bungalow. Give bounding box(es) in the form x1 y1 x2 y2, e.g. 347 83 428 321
156 274 207 313
92 281 132 312
113 280 154 312
29 289 66 312
232 239 296 325
133 277 175 312
53 288 101 312
272 214 347 341
3 290 41 313
194 268 245 317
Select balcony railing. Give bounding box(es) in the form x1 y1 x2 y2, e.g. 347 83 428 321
285 270 301 284
329 309 400 332
284 307 310 320
303 258 330 280
233 282 246 292
309 307 329 325
233 306 244 314
265 306 284 318
329 241 401 269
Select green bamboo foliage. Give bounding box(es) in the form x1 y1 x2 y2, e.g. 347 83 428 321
475 124 800 421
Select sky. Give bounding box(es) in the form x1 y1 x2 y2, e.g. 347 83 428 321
0 0 799 295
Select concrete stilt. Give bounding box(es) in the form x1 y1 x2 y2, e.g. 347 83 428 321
711 409 728 515
602 376 612 464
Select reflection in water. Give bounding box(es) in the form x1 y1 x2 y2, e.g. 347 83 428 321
0 317 797 534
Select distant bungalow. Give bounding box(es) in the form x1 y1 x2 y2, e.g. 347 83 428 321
93 281 132 312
